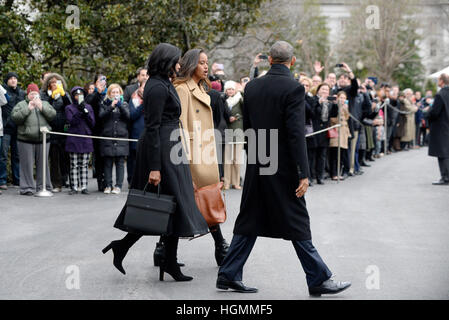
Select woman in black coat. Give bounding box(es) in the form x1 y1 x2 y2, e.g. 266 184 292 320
310 83 338 184
98 84 130 194
103 43 209 282
300 77 316 184
41 73 72 191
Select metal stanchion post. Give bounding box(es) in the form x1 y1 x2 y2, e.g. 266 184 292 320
35 127 53 197
384 102 387 155
337 104 341 184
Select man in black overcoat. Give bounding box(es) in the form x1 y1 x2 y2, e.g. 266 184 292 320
216 41 351 296
427 73 449 185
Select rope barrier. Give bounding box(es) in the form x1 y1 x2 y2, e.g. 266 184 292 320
305 124 342 137
35 124 343 197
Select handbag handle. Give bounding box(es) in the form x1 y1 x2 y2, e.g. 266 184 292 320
143 182 161 198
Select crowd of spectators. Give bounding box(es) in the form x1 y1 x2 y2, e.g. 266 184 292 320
0 54 438 195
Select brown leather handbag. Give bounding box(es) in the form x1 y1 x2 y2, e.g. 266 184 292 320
194 181 226 227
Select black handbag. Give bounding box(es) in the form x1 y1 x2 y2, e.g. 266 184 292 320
123 183 176 235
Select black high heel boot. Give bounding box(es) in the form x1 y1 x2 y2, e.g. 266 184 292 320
159 236 192 282
154 239 185 267
102 233 141 275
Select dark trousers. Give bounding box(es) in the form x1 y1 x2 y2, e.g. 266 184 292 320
93 140 105 190
314 147 327 180
418 127 427 146
438 157 449 182
0 133 20 186
104 156 125 188
126 148 137 185
307 146 315 180
218 234 332 288
49 142 69 188
329 147 349 177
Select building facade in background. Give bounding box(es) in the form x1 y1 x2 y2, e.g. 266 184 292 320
317 0 449 76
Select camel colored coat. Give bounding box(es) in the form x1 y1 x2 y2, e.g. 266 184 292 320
329 104 351 149
175 79 220 188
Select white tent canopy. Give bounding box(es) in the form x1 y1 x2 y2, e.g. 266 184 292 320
428 66 449 79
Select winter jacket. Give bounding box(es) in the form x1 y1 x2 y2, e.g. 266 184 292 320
65 86 95 154
128 95 144 151
0 86 7 136
11 98 56 143
98 97 130 157
1 83 26 135
225 91 244 142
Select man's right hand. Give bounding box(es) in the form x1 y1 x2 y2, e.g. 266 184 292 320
149 170 161 186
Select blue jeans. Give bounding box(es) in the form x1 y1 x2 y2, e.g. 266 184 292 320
104 156 125 188
0 134 20 186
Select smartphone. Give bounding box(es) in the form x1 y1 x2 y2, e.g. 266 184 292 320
56 80 62 86
335 64 344 68
327 96 337 102
78 94 84 104
258 54 268 60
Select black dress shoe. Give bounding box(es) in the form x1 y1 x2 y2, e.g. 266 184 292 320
316 179 324 185
360 161 371 167
432 179 449 185
309 278 351 296
216 275 258 293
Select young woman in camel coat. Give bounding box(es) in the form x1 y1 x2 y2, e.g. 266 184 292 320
173 48 229 266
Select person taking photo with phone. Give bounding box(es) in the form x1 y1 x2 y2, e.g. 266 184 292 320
11 84 56 196
40 73 71 193
98 84 130 195
65 87 95 195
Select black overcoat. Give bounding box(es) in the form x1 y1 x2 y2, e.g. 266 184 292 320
98 98 130 157
428 86 449 158
114 75 209 237
233 64 312 241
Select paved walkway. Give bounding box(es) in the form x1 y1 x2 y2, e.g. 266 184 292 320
0 147 448 299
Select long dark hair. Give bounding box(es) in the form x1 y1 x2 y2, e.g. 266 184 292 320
174 48 211 91
147 43 181 78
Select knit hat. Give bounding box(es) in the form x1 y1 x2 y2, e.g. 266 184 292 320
4 72 19 84
211 81 222 91
27 83 40 95
224 80 237 91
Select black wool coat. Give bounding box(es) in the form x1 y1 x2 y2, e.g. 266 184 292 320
98 98 130 157
114 75 208 237
233 64 312 241
428 86 449 158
